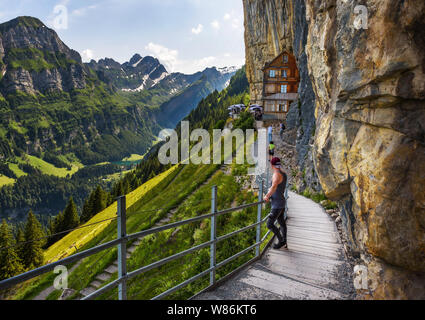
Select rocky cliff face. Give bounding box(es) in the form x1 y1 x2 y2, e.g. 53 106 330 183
243 0 320 193
243 0 425 299
0 16 87 95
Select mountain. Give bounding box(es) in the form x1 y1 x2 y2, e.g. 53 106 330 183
88 54 237 128
0 16 237 220
0 17 86 95
0 16 235 165
156 67 237 128
0 16 160 166
87 54 237 95
10 67 251 300
87 54 169 91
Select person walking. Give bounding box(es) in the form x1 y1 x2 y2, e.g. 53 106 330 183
268 141 275 161
268 125 273 143
279 122 285 138
264 157 288 249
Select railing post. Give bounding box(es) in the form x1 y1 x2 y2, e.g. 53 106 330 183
210 186 217 286
117 195 127 300
284 180 289 220
265 162 270 190
256 181 263 257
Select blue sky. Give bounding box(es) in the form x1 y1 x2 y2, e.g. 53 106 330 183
0 0 245 74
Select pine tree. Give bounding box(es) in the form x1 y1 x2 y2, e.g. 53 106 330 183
92 186 106 216
15 226 25 263
22 210 45 269
80 199 92 224
62 197 79 230
46 212 64 246
122 179 130 195
106 192 114 207
0 220 24 280
52 212 64 233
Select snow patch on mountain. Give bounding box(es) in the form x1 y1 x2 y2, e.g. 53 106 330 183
152 72 169 87
132 57 143 67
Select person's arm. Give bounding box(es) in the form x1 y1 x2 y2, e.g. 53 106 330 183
264 174 280 202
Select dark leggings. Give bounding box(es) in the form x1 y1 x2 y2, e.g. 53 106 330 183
267 208 287 243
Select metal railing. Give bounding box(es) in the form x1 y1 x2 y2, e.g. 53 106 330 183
0 175 287 300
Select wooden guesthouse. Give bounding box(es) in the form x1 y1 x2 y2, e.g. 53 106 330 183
262 51 300 120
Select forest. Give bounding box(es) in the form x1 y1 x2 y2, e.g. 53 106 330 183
0 67 252 286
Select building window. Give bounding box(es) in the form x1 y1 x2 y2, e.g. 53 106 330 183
281 85 287 93
283 55 288 63
284 101 288 112
282 69 288 78
269 70 276 78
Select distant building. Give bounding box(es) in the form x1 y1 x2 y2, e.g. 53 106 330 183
262 51 300 120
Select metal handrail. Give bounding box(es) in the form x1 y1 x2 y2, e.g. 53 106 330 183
0 175 286 301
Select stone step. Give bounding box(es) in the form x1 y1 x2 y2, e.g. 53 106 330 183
105 265 118 274
91 280 103 289
80 287 97 297
127 246 138 253
96 272 111 282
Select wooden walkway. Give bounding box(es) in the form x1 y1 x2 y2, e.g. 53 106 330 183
195 191 354 300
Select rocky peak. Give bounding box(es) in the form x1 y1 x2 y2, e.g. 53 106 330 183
90 53 168 92
0 16 81 63
0 16 86 95
128 53 143 66
89 57 121 70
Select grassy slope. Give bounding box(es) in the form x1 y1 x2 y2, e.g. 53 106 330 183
74 164 270 300
10 67 261 300
10 164 182 300
22 136 269 300
24 155 79 177
44 165 180 263
122 154 144 162
0 155 80 187
0 175 15 186
8 163 27 178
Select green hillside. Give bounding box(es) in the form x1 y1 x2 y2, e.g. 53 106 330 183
0 17 234 221
7 66 271 300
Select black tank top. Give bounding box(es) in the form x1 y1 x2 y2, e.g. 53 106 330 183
271 170 287 209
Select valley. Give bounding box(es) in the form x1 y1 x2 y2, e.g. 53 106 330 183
1 0 423 302
5 65 254 300
0 16 236 222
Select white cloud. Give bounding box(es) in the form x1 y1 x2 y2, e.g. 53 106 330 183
232 18 243 30
145 42 179 72
144 42 219 74
221 11 243 32
71 5 97 17
211 20 220 30
194 56 216 68
191 24 204 35
81 49 94 61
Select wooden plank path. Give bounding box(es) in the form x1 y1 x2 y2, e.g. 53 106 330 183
195 191 354 300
